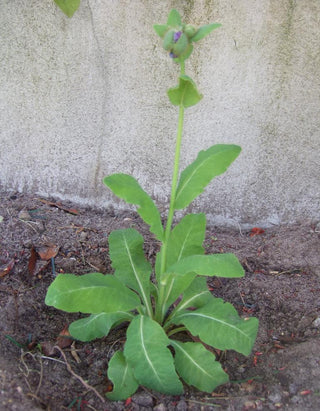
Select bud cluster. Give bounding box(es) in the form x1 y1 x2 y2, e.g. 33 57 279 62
162 24 197 59
154 9 221 63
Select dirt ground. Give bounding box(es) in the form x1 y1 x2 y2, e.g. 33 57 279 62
0 190 319 411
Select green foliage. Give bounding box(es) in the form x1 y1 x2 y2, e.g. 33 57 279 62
54 0 80 17
45 8 258 400
153 9 221 62
103 174 164 241
168 75 203 108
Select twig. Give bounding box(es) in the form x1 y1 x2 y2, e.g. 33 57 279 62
53 346 105 404
20 351 43 396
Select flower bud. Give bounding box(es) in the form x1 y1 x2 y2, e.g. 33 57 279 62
171 32 189 56
184 24 197 38
163 29 175 51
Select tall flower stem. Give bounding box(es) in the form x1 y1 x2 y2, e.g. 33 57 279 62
155 61 185 323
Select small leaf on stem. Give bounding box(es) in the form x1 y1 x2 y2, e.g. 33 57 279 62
167 75 203 108
191 23 222 42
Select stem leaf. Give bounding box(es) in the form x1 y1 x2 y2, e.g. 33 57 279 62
174 144 241 209
155 213 206 281
69 312 133 342
168 75 203 108
124 315 183 394
45 273 140 313
107 351 139 400
167 9 182 27
171 341 229 391
171 299 259 355
165 253 245 278
153 24 169 38
109 228 153 316
54 0 80 17
191 23 222 42
104 173 164 241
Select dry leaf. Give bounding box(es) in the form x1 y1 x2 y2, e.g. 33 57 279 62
37 244 60 260
0 259 15 278
39 199 79 215
28 247 38 275
56 325 73 349
250 227 265 237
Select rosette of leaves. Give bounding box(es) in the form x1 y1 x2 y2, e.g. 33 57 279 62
45 9 258 400
154 9 221 62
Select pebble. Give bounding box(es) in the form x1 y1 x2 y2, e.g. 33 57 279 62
79 231 87 242
312 317 320 327
18 209 31 221
132 392 153 407
176 400 188 411
153 404 167 411
268 388 282 404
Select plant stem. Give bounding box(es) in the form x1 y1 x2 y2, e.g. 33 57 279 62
155 62 185 323
167 326 187 337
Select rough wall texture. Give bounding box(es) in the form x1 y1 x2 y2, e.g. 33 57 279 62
0 0 319 226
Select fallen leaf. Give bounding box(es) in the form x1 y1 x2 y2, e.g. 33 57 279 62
125 397 132 406
39 199 79 215
56 325 73 349
0 259 15 278
250 227 265 237
300 390 312 396
40 341 55 356
28 247 38 275
37 244 60 260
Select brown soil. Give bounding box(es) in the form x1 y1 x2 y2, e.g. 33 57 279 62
0 191 319 411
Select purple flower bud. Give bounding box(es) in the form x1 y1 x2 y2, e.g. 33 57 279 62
173 31 182 43
169 51 178 58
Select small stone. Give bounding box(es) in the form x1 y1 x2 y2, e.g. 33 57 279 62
153 404 167 411
312 317 320 327
18 209 31 221
132 392 153 407
79 231 87 242
176 400 187 411
268 389 282 404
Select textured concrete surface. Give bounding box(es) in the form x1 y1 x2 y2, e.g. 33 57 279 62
0 0 319 226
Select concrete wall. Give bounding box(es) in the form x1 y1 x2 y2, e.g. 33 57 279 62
1 0 319 227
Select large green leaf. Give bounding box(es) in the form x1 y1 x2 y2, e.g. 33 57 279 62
45 273 140 313
168 75 203 108
103 174 164 241
159 253 243 319
174 144 241 209
171 341 228 392
109 228 153 317
171 299 259 356
155 213 206 281
54 0 80 17
69 311 134 342
107 351 139 400
124 316 183 394
191 23 222 42
165 253 245 279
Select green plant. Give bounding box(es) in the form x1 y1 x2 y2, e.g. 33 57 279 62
45 9 258 399
54 0 80 17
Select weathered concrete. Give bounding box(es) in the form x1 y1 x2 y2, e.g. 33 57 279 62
0 0 319 227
